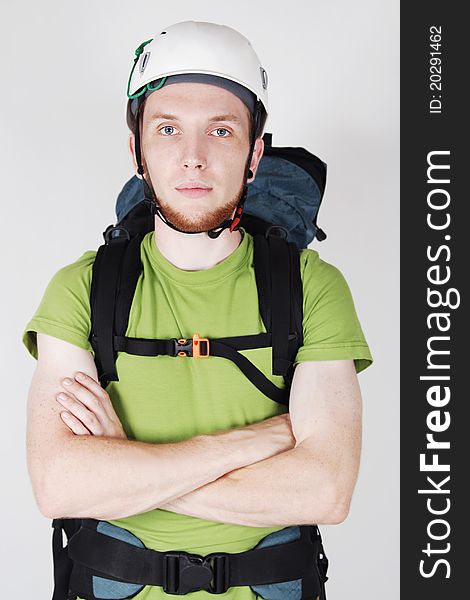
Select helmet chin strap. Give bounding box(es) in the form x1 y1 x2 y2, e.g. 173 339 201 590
134 101 262 239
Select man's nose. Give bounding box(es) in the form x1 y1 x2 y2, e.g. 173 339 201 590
180 136 208 170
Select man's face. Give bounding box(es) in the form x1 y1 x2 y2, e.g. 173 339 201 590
130 82 264 233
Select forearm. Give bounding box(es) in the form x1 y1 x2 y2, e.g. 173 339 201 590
160 441 342 527
43 429 266 521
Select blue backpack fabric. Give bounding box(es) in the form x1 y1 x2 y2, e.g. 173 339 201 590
250 526 303 599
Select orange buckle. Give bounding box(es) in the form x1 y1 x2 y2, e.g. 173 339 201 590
192 333 210 358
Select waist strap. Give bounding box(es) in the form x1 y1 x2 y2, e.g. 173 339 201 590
66 519 324 597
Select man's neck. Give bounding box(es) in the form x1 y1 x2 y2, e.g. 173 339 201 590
153 217 243 271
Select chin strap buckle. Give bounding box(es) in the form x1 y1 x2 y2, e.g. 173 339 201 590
229 206 244 232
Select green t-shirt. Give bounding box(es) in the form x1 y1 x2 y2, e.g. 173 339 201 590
22 228 373 599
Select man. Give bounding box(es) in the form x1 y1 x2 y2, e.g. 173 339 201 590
23 21 373 599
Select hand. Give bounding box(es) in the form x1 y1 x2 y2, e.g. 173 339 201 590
56 371 127 439
249 413 296 453
229 413 296 464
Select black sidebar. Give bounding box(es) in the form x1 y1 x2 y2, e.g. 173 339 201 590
401 4 467 599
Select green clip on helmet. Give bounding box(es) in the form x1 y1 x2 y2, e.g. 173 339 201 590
125 21 269 238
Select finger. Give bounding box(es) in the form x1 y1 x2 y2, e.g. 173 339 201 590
56 393 104 436
60 411 91 436
71 372 117 421
61 377 111 424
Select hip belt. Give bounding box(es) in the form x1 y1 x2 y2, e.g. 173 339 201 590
52 518 329 599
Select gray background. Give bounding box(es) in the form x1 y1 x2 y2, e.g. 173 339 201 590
0 0 399 597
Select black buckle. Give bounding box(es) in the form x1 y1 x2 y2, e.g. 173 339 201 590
265 224 288 240
204 553 230 594
163 551 229 595
103 225 131 244
171 334 210 358
172 338 193 357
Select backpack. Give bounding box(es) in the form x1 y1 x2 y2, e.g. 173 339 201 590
51 132 330 600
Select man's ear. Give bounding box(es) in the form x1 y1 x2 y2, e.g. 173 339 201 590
128 133 143 179
247 137 264 183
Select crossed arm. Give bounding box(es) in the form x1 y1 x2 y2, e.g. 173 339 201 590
27 334 362 527
158 358 362 526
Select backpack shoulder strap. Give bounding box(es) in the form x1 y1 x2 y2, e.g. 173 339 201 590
89 228 144 387
253 233 304 382
252 234 271 332
288 239 304 349
269 235 292 376
115 233 145 339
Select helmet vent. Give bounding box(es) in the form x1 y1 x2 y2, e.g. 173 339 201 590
260 67 268 90
139 52 150 74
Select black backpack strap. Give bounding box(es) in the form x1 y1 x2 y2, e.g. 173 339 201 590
310 525 329 599
269 235 292 376
253 234 271 333
90 239 127 386
115 233 145 337
67 518 323 597
51 518 81 600
288 240 304 349
89 228 136 387
268 238 304 393
209 338 290 405
253 232 304 385
283 238 304 392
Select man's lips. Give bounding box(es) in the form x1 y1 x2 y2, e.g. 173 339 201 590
175 181 212 190
175 182 213 198
175 188 212 198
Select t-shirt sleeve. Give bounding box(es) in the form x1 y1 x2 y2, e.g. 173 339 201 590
22 250 97 360
294 249 373 374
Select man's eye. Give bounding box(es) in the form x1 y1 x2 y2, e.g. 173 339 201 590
211 127 231 137
159 125 177 135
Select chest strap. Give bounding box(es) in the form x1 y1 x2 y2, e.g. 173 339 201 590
109 331 299 406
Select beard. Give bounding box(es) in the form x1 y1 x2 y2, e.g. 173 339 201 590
151 181 246 234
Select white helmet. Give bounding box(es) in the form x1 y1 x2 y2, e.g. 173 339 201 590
127 20 268 116
126 21 268 239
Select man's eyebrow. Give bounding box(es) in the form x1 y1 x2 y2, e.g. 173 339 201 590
149 112 242 125
208 114 242 125
148 112 179 121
